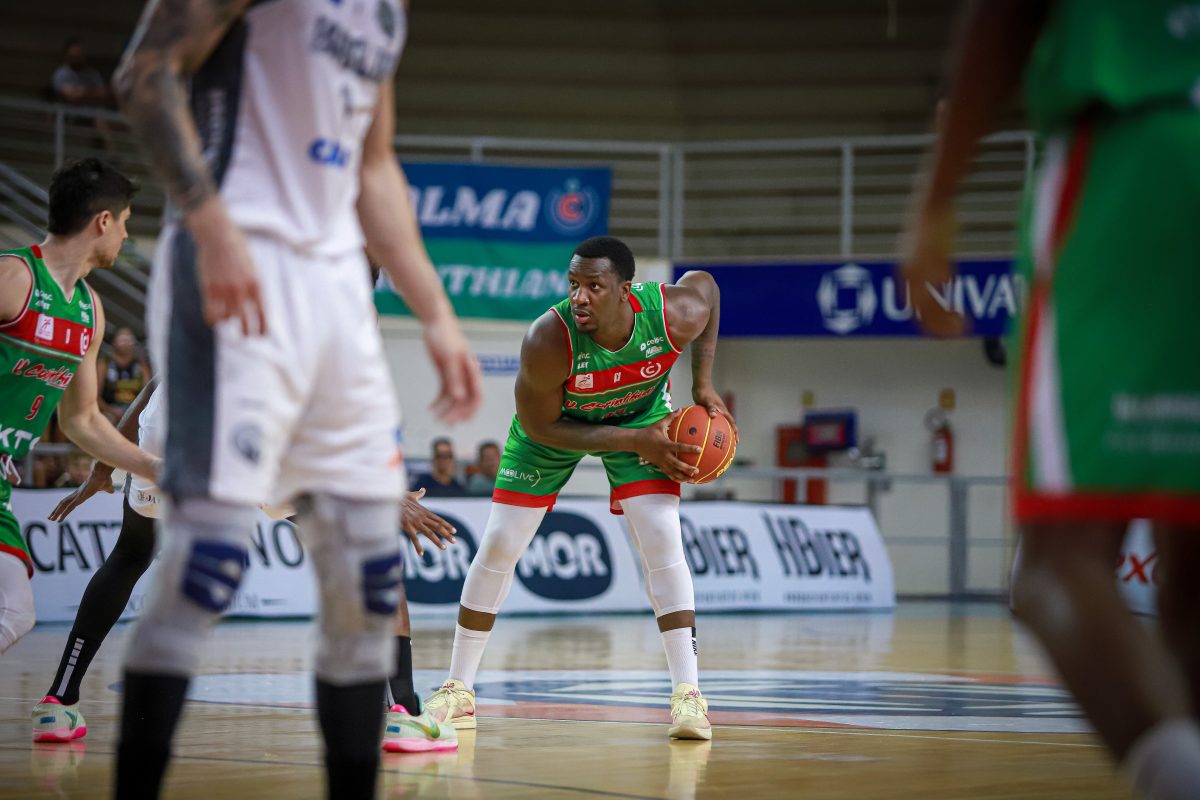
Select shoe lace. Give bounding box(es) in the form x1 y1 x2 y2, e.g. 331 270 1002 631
428 683 469 710
674 691 707 718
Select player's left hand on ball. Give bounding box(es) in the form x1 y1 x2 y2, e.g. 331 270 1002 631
49 466 115 522
401 487 457 557
423 316 483 425
692 385 738 442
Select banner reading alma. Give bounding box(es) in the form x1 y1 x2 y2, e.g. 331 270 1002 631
376 162 612 321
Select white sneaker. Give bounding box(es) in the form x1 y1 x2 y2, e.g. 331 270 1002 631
423 679 477 730
668 684 712 741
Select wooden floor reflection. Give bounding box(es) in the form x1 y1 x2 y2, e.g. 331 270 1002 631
0 603 1131 799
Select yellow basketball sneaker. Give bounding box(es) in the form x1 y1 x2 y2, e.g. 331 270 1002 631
31 696 87 743
669 684 712 740
382 705 459 753
423 679 477 730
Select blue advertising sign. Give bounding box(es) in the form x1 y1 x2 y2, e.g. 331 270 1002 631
401 162 611 244
672 260 1023 337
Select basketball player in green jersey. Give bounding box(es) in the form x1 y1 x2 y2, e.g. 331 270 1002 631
424 235 734 741
0 158 160 655
903 3 1200 798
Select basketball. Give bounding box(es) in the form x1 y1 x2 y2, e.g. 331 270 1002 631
667 405 737 484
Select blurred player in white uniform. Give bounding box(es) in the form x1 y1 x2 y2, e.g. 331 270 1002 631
112 0 481 796
32 381 458 754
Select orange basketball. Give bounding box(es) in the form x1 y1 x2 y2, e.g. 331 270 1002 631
667 405 737 484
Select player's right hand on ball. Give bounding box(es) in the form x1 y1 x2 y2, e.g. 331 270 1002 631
189 197 267 337
636 413 701 483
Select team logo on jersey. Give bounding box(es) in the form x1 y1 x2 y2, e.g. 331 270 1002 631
639 362 663 379
639 338 665 359
545 179 599 235
231 422 264 465
78 330 90 355
35 314 54 342
817 263 878 336
574 373 594 390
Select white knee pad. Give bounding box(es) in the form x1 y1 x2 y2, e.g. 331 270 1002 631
459 503 547 615
621 494 694 617
0 552 36 654
124 498 256 675
295 493 401 685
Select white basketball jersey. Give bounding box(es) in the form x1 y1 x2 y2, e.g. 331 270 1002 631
191 0 407 256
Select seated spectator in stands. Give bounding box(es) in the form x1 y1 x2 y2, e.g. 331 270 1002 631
98 327 151 424
52 38 119 156
52 39 112 108
410 437 467 497
465 440 501 496
54 452 92 489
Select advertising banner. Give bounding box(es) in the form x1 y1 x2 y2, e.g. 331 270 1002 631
1116 520 1157 616
680 502 895 610
13 491 898 622
673 259 1022 337
376 162 611 321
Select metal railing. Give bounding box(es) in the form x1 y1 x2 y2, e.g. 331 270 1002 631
697 466 1013 600
0 95 1035 265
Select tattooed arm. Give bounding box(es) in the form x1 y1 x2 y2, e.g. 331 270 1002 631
113 0 266 335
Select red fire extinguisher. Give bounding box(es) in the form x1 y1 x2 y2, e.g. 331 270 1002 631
925 408 954 473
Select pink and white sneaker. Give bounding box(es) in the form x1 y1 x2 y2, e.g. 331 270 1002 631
382 704 459 753
31 696 87 743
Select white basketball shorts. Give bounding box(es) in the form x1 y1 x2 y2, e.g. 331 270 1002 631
146 225 406 509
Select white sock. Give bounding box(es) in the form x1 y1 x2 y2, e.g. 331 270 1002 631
448 624 491 690
661 627 698 689
1124 719 1200 800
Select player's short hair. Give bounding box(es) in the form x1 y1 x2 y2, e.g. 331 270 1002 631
47 158 138 236
573 236 635 282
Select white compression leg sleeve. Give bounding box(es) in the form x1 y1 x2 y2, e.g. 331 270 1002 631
621 493 694 617
448 503 546 689
124 498 257 676
295 493 402 686
622 494 699 688
458 503 548 615
0 552 35 655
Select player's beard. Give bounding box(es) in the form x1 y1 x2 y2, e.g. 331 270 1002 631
97 242 122 269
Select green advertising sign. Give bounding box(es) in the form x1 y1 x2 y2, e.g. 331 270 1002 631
376 163 612 321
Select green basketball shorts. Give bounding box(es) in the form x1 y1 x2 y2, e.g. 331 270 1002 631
0 480 33 578
491 417 679 514
1013 107 1200 524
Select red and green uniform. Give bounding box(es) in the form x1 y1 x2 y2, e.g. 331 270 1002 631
493 282 683 514
0 245 96 576
1013 0 1200 523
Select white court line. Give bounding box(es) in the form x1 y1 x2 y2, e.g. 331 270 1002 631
2 696 1104 749
501 715 1105 749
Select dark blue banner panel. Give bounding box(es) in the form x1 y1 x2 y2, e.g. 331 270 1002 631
673 260 1021 337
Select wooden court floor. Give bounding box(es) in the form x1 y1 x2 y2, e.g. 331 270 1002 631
0 602 1132 799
